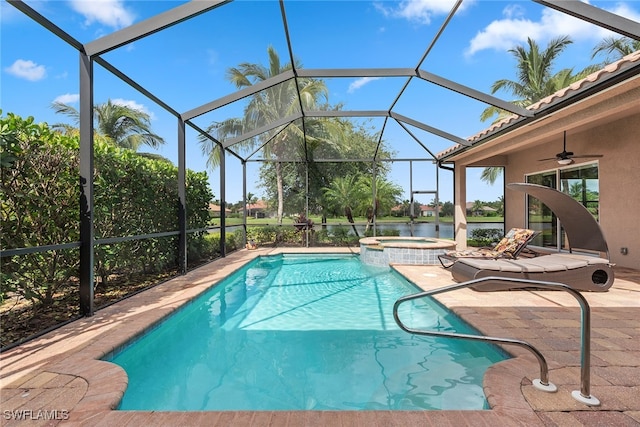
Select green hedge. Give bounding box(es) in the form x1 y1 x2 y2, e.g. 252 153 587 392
1 112 214 306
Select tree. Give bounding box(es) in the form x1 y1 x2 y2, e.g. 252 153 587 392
255 117 393 221
51 99 165 150
440 201 454 217
471 200 485 217
592 36 640 63
479 36 599 185
246 192 258 217
322 175 363 236
401 199 411 217
356 175 403 232
481 36 599 123
200 46 329 224
480 166 503 185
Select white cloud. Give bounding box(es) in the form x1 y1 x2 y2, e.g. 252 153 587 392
112 98 155 120
608 3 640 26
465 18 544 56
465 2 640 57
348 77 380 93
69 0 134 29
502 4 526 20
375 0 471 25
4 59 46 81
54 93 79 104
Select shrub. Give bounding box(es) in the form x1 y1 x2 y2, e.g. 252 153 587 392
1 113 80 305
1 112 214 307
468 228 503 247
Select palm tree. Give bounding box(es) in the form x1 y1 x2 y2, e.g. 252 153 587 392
246 192 257 217
322 175 363 237
480 166 503 185
471 200 484 217
592 36 640 63
51 99 164 150
356 175 403 232
401 199 411 217
480 36 600 123
479 36 600 185
200 46 329 224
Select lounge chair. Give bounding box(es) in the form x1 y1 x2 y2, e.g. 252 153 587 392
449 183 615 292
438 227 537 268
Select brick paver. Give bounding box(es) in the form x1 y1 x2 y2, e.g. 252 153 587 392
1 249 638 426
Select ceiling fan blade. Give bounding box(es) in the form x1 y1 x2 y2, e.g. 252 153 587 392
538 131 602 161
570 154 603 159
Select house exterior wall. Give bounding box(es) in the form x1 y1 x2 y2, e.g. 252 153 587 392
504 114 640 268
447 71 640 270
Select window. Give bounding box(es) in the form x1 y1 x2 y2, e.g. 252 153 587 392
525 163 599 251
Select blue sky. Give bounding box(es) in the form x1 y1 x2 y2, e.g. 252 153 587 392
2 0 639 206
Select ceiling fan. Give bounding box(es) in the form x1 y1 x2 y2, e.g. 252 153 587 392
538 131 603 165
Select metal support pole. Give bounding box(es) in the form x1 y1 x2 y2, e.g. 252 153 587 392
409 161 414 237
305 161 310 248
372 162 377 237
572 294 600 405
79 52 94 316
177 117 187 274
435 164 440 238
219 146 226 257
242 160 247 246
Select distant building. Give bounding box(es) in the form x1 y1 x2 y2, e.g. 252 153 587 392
465 202 496 217
209 203 231 217
246 200 269 218
419 205 439 217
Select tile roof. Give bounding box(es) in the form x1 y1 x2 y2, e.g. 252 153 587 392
437 50 640 159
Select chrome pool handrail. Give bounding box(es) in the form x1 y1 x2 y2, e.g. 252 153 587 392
392 276 600 406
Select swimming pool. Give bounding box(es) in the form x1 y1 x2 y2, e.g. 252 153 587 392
106 254 507 411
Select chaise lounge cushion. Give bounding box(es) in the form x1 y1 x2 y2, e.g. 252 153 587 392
439 228 537 268
450 253 614 292
490 228 537 258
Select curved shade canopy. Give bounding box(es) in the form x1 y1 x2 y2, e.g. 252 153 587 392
507 183 609 255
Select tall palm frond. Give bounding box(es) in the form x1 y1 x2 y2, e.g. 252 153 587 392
50 99 164 150
480 167 503 185
479 36 598 185
322 175 362 236
199 46 331 223
592 36 640 62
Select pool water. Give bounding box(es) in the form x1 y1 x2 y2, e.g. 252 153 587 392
376 238 436 244
107 254 507 411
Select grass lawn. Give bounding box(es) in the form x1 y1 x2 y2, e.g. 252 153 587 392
214 215 504 226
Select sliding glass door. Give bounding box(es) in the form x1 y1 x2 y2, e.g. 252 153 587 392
526 163 599 251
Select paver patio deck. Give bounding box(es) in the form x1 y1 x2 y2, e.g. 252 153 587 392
1 247 639 426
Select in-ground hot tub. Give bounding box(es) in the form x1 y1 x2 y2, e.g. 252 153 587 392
360 236 456 266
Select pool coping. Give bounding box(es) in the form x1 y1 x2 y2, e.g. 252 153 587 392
1 247 639 426
359 236 457 249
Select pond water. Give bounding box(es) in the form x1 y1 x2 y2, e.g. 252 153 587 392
224 222 504 238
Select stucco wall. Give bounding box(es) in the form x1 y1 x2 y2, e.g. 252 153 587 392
505 115 640 268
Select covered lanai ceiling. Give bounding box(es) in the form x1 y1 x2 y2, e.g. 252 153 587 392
9 0 640 166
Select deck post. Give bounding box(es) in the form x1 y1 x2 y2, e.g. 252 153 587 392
454 164 467 249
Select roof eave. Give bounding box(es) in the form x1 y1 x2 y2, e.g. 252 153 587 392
437 51 640 162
